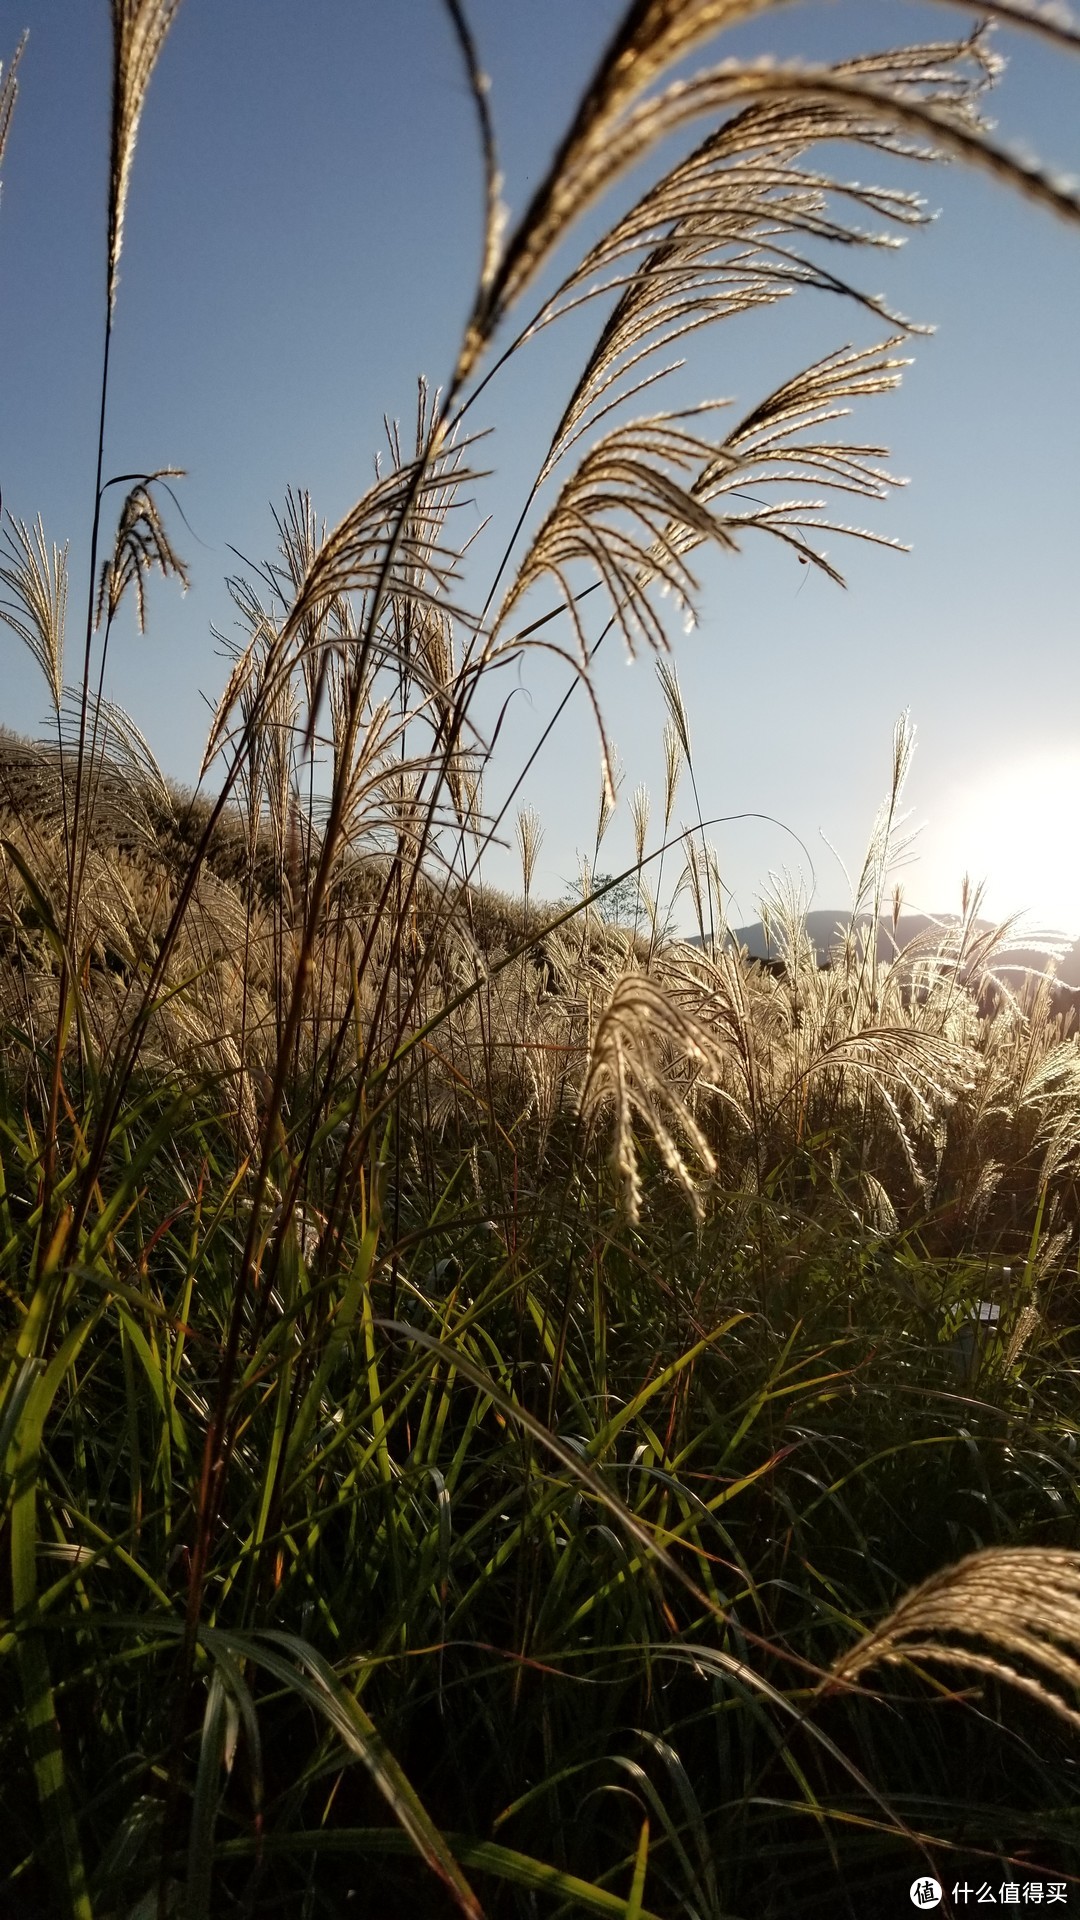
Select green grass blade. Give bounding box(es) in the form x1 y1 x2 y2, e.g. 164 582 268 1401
625 1817 650 1920
203 1626 485 1920
186 1668 229 1920
213 1826 671 1918
8 1311 102 1920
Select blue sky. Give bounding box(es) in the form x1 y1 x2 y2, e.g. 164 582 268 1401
1 1 1079 932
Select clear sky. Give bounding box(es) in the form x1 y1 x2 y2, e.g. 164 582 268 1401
2 2 1079 934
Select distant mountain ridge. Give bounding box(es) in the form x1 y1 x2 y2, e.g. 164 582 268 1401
695 910 1080 991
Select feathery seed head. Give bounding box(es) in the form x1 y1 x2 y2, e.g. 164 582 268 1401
0 514 68 716
832 1546 1080 1736
0 32 27 189
595 748 622 849
515 806 543 896
582 971 723 1223
108 1 184 314
662 721 683 828
631 783 650 867
95 472 189 634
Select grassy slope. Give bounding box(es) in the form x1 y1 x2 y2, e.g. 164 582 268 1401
3 730 1080 1918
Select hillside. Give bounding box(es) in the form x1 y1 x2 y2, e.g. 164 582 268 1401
714 907 1080 992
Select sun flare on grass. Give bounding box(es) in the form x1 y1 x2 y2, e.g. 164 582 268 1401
938 753 1080 938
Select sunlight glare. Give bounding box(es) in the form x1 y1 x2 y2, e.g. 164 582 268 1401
934 753 1080 938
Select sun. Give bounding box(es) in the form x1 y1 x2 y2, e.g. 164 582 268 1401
929 753 1080 938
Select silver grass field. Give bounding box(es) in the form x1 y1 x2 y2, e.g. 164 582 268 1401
3 6 1080 1917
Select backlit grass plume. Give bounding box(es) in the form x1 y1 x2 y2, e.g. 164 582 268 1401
455 5 1080 386
0 515 68 720
0 30 26 190
833 1548 1080 1736
581 970 725 1222
95 471 189 635
108 0 184 314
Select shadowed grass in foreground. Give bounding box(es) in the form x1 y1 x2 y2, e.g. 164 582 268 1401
3 6 1080 1916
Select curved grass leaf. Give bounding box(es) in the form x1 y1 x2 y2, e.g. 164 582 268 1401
7 1310 103 1920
